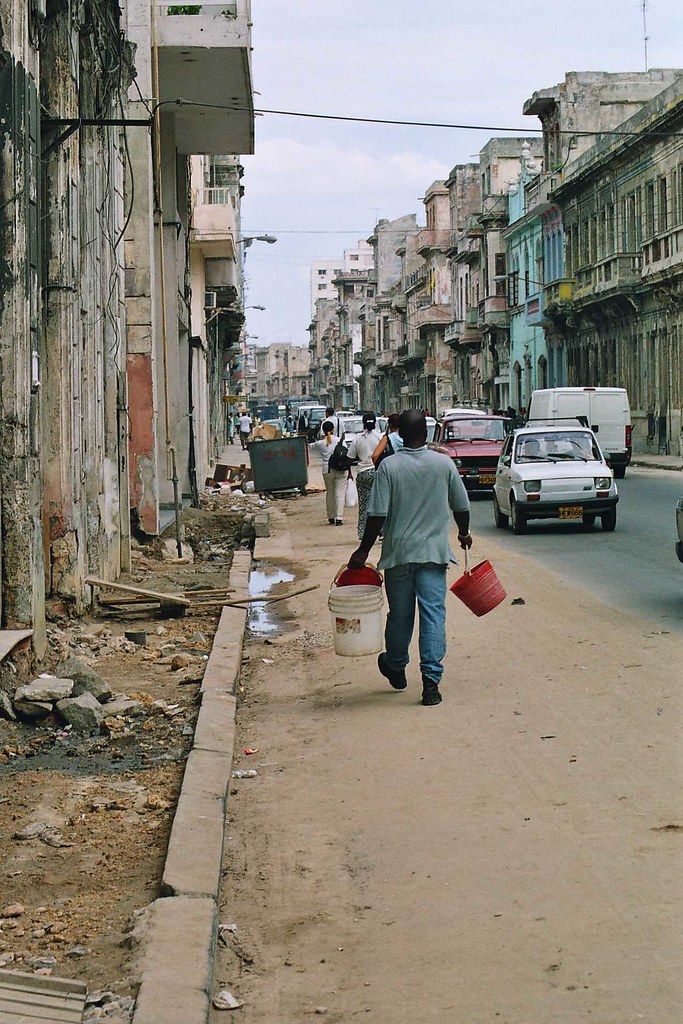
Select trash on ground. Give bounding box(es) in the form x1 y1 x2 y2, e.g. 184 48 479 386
213 989 244 1010
232 769 257 779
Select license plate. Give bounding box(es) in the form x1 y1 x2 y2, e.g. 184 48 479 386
478 474 496 485
559 506 583 519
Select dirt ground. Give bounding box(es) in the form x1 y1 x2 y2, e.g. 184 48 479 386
214 490 683 1023
0 494 260 1005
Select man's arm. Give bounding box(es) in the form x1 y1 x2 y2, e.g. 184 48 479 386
348 515 385 568
453 510 472 549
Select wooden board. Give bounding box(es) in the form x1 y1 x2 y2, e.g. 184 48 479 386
85 576 190 607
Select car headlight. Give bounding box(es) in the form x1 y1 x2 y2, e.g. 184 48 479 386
453 458 462 467
594 477 611 489
523 480 541 493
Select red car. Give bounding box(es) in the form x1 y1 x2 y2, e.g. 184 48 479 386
430 414 511 491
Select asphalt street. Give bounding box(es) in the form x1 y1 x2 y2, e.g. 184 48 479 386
471 466 683 636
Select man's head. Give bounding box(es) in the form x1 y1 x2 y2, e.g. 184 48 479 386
398 409 427 448
387 413 400 432
326 407 334 417
362 412 376 430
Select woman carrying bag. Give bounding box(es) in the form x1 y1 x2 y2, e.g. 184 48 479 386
347 412 383 540
308 420 348 525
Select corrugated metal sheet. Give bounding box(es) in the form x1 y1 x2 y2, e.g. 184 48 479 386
0 970 86 1024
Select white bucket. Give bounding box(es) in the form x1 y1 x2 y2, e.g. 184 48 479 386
328 584 384 657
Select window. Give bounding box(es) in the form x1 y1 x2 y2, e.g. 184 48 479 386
508 270 519 307
495 252 507 298
349 254 359 261
657 176 668 232
318 284 326 291
318 269 327 276
644 180 655 239
367 288 374 297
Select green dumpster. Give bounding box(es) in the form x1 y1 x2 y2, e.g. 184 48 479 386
246 436 309 495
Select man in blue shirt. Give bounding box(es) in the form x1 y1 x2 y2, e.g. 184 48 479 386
348 409 472 706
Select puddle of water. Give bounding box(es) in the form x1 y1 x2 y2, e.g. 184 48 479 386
248 565 295 636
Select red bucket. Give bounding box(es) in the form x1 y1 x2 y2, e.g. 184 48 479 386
333 564 383 588
450 558 506 617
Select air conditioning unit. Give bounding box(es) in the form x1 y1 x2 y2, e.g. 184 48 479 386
204 291 217 308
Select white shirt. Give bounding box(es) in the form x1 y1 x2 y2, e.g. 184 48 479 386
238 415 252 433
347 429 383 473
309 434 342 472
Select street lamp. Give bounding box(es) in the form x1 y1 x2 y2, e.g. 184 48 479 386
239 234 277 248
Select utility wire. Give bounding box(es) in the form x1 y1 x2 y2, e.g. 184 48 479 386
166 98 683 140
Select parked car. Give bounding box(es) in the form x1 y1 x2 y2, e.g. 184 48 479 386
676 497 683 563
431 414 511 491
492 425 618 534
527 386 631 478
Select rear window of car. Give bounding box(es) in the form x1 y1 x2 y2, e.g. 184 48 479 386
443 418 506 441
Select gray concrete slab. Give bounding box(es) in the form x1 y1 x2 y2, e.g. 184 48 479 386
193 691 236 756
161 747 232 899
131 897 214 1024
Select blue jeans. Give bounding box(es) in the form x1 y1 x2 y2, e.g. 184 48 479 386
383 562 448 684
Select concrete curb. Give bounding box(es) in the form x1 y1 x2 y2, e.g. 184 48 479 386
630 458 683 472
132 548 252 1024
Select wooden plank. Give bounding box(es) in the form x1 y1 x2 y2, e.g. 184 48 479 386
0 629 33 662
85 576 190 607
188 584 320 608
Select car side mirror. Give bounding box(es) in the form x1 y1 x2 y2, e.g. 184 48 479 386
500 455 511 467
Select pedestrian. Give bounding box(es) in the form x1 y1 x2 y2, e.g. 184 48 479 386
227 414 235 445
297 409 309 435
348 409 472 706
346 412 383 539
308 419 347 525
238 410 252 450
371 412 403 467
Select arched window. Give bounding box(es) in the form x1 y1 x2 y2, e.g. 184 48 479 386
513 361 523 410
538 354 548 389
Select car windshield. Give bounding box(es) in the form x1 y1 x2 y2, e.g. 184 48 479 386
515 432 600 463
443 418 506 442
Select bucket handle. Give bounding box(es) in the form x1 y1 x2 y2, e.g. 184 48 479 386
332 561 381 586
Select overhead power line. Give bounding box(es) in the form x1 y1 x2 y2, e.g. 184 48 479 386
165 98 683 140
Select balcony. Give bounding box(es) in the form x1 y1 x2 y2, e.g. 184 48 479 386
595 253 642 291
544 278 574 306
375 350 394 368
397 339 428 364
404 268 428 293
155 2 254 155
479 193 509 225
354 346 377 366
478 295 508 328
412 303 452 331
191 188 237 259
415 228 451 255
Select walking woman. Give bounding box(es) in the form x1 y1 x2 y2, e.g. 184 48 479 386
347 412 383 539
308 420 347 525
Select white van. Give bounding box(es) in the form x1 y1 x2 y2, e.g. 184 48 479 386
527 387 631 478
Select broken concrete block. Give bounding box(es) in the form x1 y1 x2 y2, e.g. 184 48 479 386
0 690 17 720
56 692 105 732
56 657 112 703
14 675 74 704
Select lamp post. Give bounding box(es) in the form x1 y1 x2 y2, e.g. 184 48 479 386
238 234 277 248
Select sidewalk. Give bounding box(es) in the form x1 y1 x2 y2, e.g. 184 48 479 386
630 452 683 471
211 488 683 1023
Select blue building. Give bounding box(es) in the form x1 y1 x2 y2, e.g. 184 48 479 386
503 142 547 413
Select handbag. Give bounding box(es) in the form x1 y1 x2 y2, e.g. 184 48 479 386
345 477 358 508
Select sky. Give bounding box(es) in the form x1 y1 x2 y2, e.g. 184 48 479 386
239 0 683 349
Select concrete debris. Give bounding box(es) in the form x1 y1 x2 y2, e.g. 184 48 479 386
0 690 17 720
11 696 53 718
103 695 144 717
15 676 74 704
65 945 90 958
213 989 244 1010
56 657 113 703
56 692 105 733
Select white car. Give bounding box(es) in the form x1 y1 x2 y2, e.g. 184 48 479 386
493 425 618 534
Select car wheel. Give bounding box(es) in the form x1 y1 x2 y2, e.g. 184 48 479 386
493 493 509 529
612 465 626 480
510 498 527 535
601 507 617 532
582 513 596 529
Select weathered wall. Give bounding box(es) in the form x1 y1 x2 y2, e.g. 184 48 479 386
0 2 46 651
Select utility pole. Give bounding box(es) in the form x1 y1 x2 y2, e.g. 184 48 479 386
641 0 649 71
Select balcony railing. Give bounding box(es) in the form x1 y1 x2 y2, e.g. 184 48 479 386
196 187 234 205
480 193 509 224
478 294 508 327
157 2 241 14
544 278 574 305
